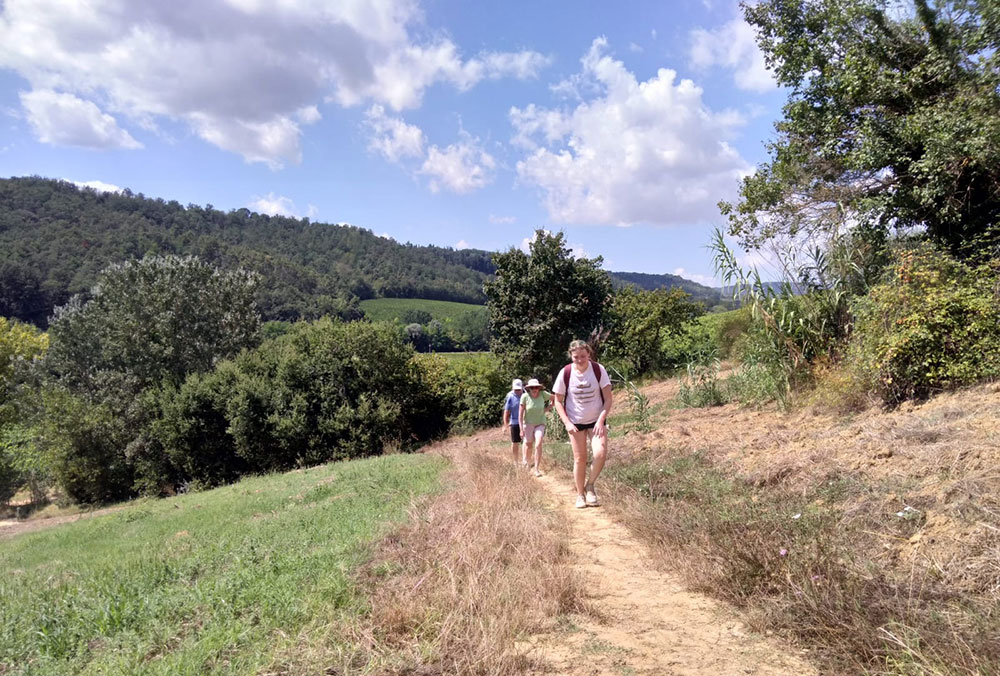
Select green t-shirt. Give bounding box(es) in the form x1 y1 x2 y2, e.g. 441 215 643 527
519 390 551 426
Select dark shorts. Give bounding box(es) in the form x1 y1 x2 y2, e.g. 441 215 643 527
573 421 597 432
510 424 522 443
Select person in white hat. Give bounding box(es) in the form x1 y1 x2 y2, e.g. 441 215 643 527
502 378 525 465
519 378 553 476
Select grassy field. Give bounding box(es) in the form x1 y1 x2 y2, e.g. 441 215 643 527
359 297 486 323
0 453 446 675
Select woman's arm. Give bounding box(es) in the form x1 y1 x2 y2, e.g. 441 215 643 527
595 385 613 438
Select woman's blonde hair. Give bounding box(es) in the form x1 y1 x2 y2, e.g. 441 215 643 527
567 339 593 359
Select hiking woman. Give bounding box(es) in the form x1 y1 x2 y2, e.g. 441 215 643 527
519 378 552 477
552 340 612 508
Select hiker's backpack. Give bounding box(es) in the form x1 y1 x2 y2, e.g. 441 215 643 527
561 360 607 405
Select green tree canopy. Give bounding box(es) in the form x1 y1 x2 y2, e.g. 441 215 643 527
604 286 703 375
484 230 612 378
724 0 1000 258
46 255 260 398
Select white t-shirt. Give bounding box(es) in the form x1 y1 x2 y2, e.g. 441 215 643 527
552 362 611 425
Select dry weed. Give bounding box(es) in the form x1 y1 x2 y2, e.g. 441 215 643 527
322 437 584 675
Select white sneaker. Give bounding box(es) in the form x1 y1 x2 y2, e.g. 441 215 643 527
575 495 587 509
585 484 600 506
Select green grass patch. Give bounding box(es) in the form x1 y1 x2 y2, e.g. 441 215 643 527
359 298 486 323
0 453 446 675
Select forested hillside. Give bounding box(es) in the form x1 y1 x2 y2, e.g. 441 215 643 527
0 177 494 324
0 177 720 326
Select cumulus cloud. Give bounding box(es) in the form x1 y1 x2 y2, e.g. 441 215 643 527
455 239 471 249
489 214 517 224
511 38 752 227
0 0 546 165
420 136 496 194
249 193 302 218
21 90 141 149
364 104 424 162
689 18 775 92
64 178 124 193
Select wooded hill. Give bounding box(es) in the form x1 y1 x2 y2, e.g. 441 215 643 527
0 177 720 325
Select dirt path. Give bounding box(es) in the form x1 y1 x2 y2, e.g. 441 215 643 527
0 505 125 540
524 468 816 676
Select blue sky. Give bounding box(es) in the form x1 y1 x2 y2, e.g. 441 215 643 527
0 0 787 285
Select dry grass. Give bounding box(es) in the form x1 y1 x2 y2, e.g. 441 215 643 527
266 433 585 675
581 378 1000 675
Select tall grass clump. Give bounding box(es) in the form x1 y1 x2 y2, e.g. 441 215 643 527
676 352 727 408
268 441 586 674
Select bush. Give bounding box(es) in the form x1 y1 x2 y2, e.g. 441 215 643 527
0 424 50 504
41 389 132 504
604 286 701 375
447 354 511 432
153 367 247 487
155 319 427 485
850 247 1000 405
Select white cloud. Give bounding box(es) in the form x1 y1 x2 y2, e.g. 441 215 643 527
455 239 471 249
689 18 775 92
364 104 424 162
511 38 752 227
64 178 124 193
672 267 716 286
420 136 496 194
489 214 516 224
249 193 300 217
0 0 546 165
21 90 141 149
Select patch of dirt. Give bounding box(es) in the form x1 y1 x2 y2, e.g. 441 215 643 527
0 505 126 540
524 470 816 675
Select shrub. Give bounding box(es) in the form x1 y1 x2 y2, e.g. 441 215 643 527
40 388 132 504
604 286 702 375
239 319 416 465
0 424 50 504
850 246 1000 405
152 366 247 487
447 354 511 432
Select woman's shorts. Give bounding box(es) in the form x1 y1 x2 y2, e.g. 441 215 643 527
573 421 597 432
509 424 522 443
522 423 546 443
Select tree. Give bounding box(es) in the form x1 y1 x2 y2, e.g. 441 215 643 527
484 230 613 377
724 0 1000 259
0 317 48 427
46 255 260 397
604 286 703 375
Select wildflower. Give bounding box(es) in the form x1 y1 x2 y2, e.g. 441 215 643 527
779 548 788 557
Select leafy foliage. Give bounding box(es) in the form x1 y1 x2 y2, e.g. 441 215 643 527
850 245 1000 405
46 255 260 396
604 286 702 375
445 353 512 433
725 0 1000 258
0 317 48 427
484 230 613 376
